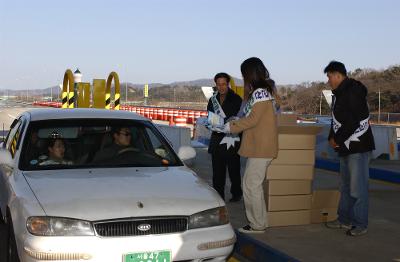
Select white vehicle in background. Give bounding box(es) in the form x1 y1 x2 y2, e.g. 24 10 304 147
0 108 235 262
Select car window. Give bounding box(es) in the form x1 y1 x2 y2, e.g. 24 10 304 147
20 119 182 170
144 126 176 162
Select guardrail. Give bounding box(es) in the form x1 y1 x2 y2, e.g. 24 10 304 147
32 101 209 126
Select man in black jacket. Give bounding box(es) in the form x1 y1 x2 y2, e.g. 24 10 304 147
207 72 243 202
324 61 375 236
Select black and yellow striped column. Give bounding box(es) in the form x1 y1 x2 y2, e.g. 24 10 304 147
106 71 120 110
62 69 75 109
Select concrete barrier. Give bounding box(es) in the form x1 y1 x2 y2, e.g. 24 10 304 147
155 124 192 151
316 123 399 160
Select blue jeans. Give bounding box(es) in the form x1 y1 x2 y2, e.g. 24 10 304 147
338 152 371 229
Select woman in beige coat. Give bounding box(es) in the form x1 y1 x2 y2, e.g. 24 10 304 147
225 57 278 233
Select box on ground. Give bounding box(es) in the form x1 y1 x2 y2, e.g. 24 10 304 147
311 190 340 224
265 180 312 196
271 150 315 165
311 208 338 224
268 210 311 227
266 165 314 180
278 125 322 150
267 195 312 211
311 190 340 209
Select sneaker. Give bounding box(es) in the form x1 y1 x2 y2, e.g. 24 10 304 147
346 227 368 236
238 225 265 234
229 196 242 203
325 220 352 230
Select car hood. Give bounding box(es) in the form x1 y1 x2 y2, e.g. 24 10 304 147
23 166 223 221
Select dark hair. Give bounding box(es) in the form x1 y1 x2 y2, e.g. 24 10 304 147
214 72 231 84
240 57 274 95
111 127 125 135
111 127 132 137
47 138 63 148
324 61 347 76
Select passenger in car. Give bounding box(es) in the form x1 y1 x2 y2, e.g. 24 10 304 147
39 138 74 165
92 127 134 163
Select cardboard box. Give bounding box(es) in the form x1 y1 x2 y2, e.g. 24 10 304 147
311 190 340 209
268 210 311 227
266 165 314 180
311 208 338 224
271 150 315 165
277 114 297 126
311 190 340 224
265 180 312 196
278 125 322 150
267 195 312 211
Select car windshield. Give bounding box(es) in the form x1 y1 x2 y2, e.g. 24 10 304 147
20 118 182 170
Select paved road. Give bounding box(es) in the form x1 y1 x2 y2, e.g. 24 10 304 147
0 102 35 138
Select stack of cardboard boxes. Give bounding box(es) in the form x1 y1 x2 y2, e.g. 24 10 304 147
264 115 340 227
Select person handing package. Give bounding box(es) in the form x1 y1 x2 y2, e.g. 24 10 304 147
205 72 243 202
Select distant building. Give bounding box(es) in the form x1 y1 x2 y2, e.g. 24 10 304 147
73 68 82 83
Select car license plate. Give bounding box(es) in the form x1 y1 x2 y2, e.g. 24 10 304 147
124 250 171 262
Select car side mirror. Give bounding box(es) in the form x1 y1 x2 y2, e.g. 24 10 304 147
177 146 196 167
0 148 14 168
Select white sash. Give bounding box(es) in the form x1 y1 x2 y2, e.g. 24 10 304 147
332 113 370 149
210 94 226 118
243 88 274 117
210 93 241 149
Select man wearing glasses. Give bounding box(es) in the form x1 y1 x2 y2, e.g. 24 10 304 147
92 127 133 163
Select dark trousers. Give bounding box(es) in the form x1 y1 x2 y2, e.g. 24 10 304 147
211 150 242 200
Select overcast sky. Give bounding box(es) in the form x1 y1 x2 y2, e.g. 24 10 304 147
0 0 399 90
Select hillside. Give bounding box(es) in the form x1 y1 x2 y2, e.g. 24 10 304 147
3 66 399 113
277 65 400 114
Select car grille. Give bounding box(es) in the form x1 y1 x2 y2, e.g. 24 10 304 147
93 217 188 237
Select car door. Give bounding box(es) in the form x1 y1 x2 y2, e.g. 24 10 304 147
0 117 24 216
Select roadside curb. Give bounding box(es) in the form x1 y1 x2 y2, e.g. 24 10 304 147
315 158 400 184
233 229 300 262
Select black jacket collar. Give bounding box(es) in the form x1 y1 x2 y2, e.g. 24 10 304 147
332 77 350 96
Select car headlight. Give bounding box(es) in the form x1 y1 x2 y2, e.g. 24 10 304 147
188 207 229 229
27 217 94 236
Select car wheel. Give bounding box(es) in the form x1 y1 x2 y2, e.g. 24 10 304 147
7 216 20 262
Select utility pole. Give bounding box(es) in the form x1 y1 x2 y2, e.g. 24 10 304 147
125 65 128 104
378 87 381 123
125 82 128 104
319 91 323 115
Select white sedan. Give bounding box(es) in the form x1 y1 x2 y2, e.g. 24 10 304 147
0 108 235 262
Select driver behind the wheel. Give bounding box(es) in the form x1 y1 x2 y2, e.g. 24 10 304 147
92 127 133 163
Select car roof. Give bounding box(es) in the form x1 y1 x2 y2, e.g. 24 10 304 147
25 108 148 122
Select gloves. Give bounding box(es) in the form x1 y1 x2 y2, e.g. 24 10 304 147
211 122 230 133
223 122 231 133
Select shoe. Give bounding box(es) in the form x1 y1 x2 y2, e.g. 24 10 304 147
346 227 368 236
325 220 352 230
238 225 265 234
229 196 242 202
